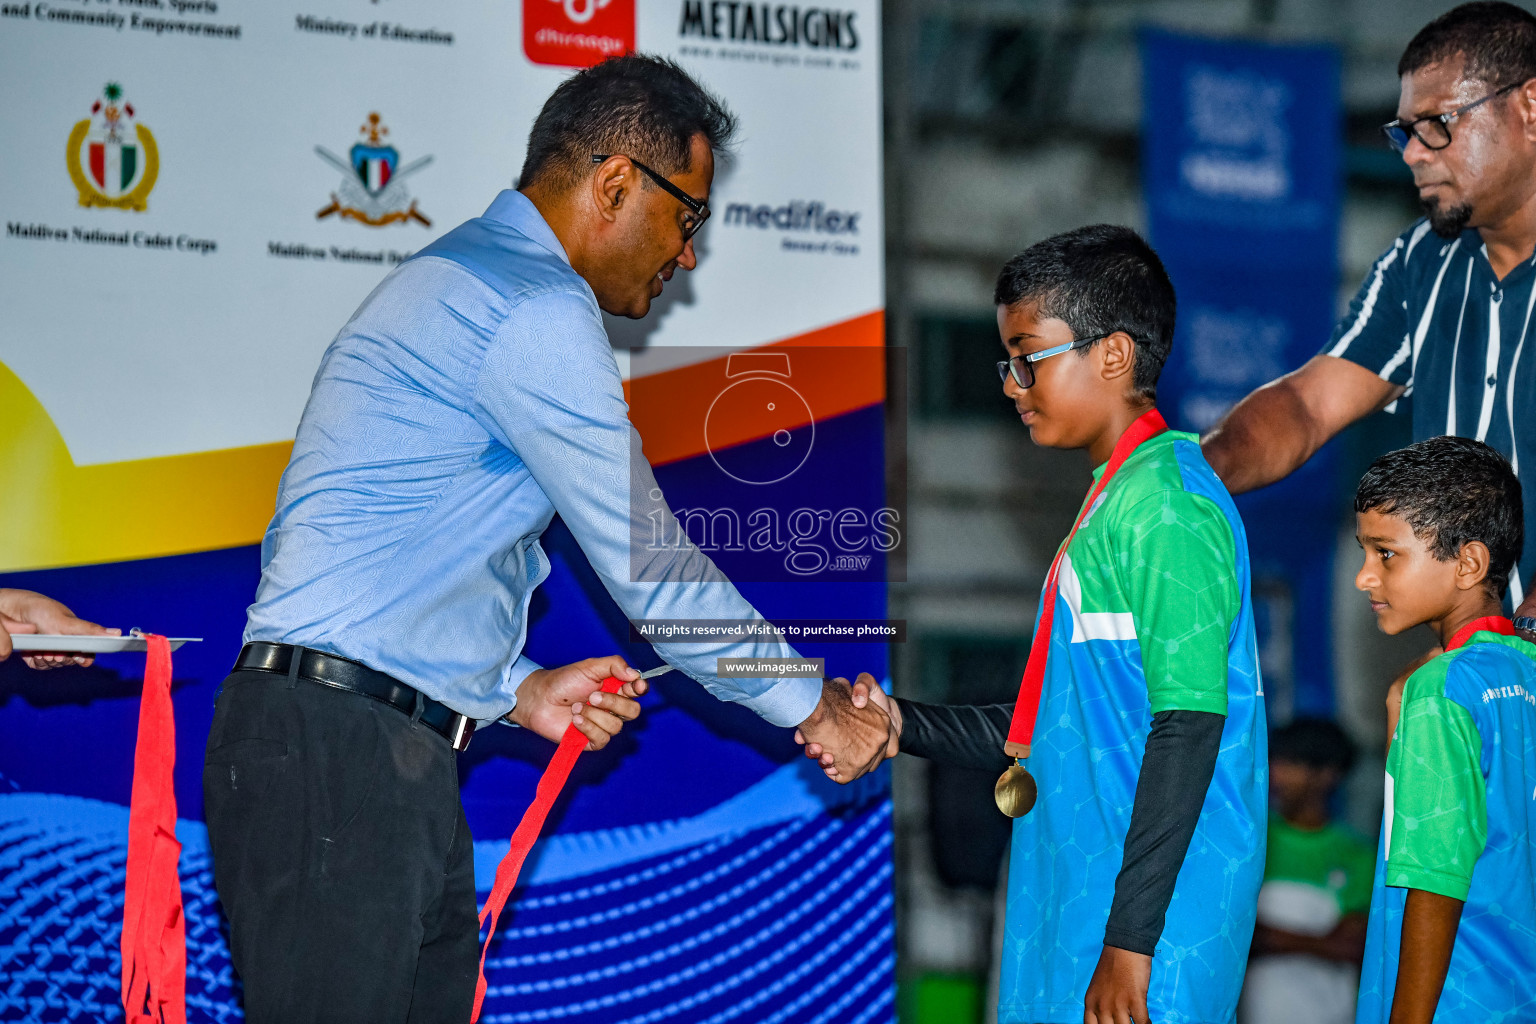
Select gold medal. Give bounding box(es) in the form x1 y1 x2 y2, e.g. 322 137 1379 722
994 761 1037 818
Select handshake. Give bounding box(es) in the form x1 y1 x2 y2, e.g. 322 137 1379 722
509 660 906 782
796 674 903 783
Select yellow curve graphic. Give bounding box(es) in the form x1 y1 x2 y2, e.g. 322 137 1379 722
0 310 883 574
0 360 291 573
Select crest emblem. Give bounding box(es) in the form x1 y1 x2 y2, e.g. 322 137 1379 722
316 113 432 227
66 83 159 211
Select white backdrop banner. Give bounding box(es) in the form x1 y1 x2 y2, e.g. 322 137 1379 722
0 4 894 1022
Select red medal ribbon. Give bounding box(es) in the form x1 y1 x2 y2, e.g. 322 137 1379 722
1003 409 1169 757
471 675 626 1022
1445 615 1515 652
121 633 187 1024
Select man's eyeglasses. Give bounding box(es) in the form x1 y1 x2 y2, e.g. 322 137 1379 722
996 333 1116 390
592 153 710 240
1381 81 1523 152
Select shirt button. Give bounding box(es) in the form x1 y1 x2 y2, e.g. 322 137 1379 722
1488 374 1498 387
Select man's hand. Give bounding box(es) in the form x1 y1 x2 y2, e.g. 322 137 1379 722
1083 945 1152 1024
508 656 646 751
0 588 119 669
802 675 900 780
1514 591 1536 643
792 675 892 784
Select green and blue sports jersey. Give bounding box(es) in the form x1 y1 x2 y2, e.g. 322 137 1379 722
1356 630 1536 1024
997 431 1267 1024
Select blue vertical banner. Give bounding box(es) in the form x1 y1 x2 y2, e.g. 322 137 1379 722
1141 29 1343 717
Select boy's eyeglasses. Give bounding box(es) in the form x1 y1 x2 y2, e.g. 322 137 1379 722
592 153 711 240
1381 81 1523 152
997 333 1116 390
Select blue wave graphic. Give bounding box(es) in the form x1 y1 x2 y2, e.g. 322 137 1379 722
0 772 893 1023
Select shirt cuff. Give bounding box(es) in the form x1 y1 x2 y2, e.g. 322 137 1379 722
730 674 822 728
1102 930 1158 958
493 654 545 729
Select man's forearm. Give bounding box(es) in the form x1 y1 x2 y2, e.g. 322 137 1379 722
1203 354 1402 495
1201 376 1324 495
1390 888 1463 1024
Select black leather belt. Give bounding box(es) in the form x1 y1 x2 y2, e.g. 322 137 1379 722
234 642 476 752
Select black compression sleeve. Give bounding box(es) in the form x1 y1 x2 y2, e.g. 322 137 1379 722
892 698 1013 773
1102 709 1225 956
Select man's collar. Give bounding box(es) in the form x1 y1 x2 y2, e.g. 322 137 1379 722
483 190 571 266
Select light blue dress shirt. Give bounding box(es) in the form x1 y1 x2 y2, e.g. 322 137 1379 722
245 190 820 727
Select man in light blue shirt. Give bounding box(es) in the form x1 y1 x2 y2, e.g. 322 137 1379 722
202 54 892 1024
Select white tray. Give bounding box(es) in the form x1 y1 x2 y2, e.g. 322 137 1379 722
9 635 202 653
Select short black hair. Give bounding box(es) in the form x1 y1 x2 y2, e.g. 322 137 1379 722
1398 1 1536 86
1354 435 1524 598
1271 717 1357 775
993 225 1176 399
519 53 737 190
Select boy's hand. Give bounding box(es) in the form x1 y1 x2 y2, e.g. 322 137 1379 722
800 676 901 780
1084 945 1151 1024
508 657 646 751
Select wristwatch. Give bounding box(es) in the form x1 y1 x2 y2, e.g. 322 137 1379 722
1513 616 1536 633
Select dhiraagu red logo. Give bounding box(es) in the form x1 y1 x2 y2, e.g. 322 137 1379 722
523 0 633 67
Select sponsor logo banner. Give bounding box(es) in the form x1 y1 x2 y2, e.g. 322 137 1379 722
524 0 636 67
678 1 860 49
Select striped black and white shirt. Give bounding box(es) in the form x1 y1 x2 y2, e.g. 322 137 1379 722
1327 218 1536 606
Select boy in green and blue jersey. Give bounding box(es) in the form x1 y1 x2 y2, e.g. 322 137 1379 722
1351 436 1536 1024
805 225 1267 1024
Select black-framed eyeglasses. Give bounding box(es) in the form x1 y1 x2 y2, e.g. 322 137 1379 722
996 333 1115 389
592 153 710 240
1381 81 1523 152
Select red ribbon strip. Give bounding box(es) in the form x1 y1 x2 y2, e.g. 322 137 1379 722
471 675 626 1022
1004 409 1168 757
1445 615 1515 651
121 633 187 1024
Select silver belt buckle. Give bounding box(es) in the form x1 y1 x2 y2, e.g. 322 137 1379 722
449 714 475 752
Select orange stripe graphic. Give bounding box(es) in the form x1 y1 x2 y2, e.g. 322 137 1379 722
0 310 884 573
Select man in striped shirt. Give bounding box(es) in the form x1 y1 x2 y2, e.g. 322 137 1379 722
1204 1 1536 617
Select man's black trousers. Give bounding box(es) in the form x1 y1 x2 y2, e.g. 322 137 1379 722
203 670 480 1024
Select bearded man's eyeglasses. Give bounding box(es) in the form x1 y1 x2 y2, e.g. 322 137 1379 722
1381 81 1523 152
592 153 710 240
996 333 1116 390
